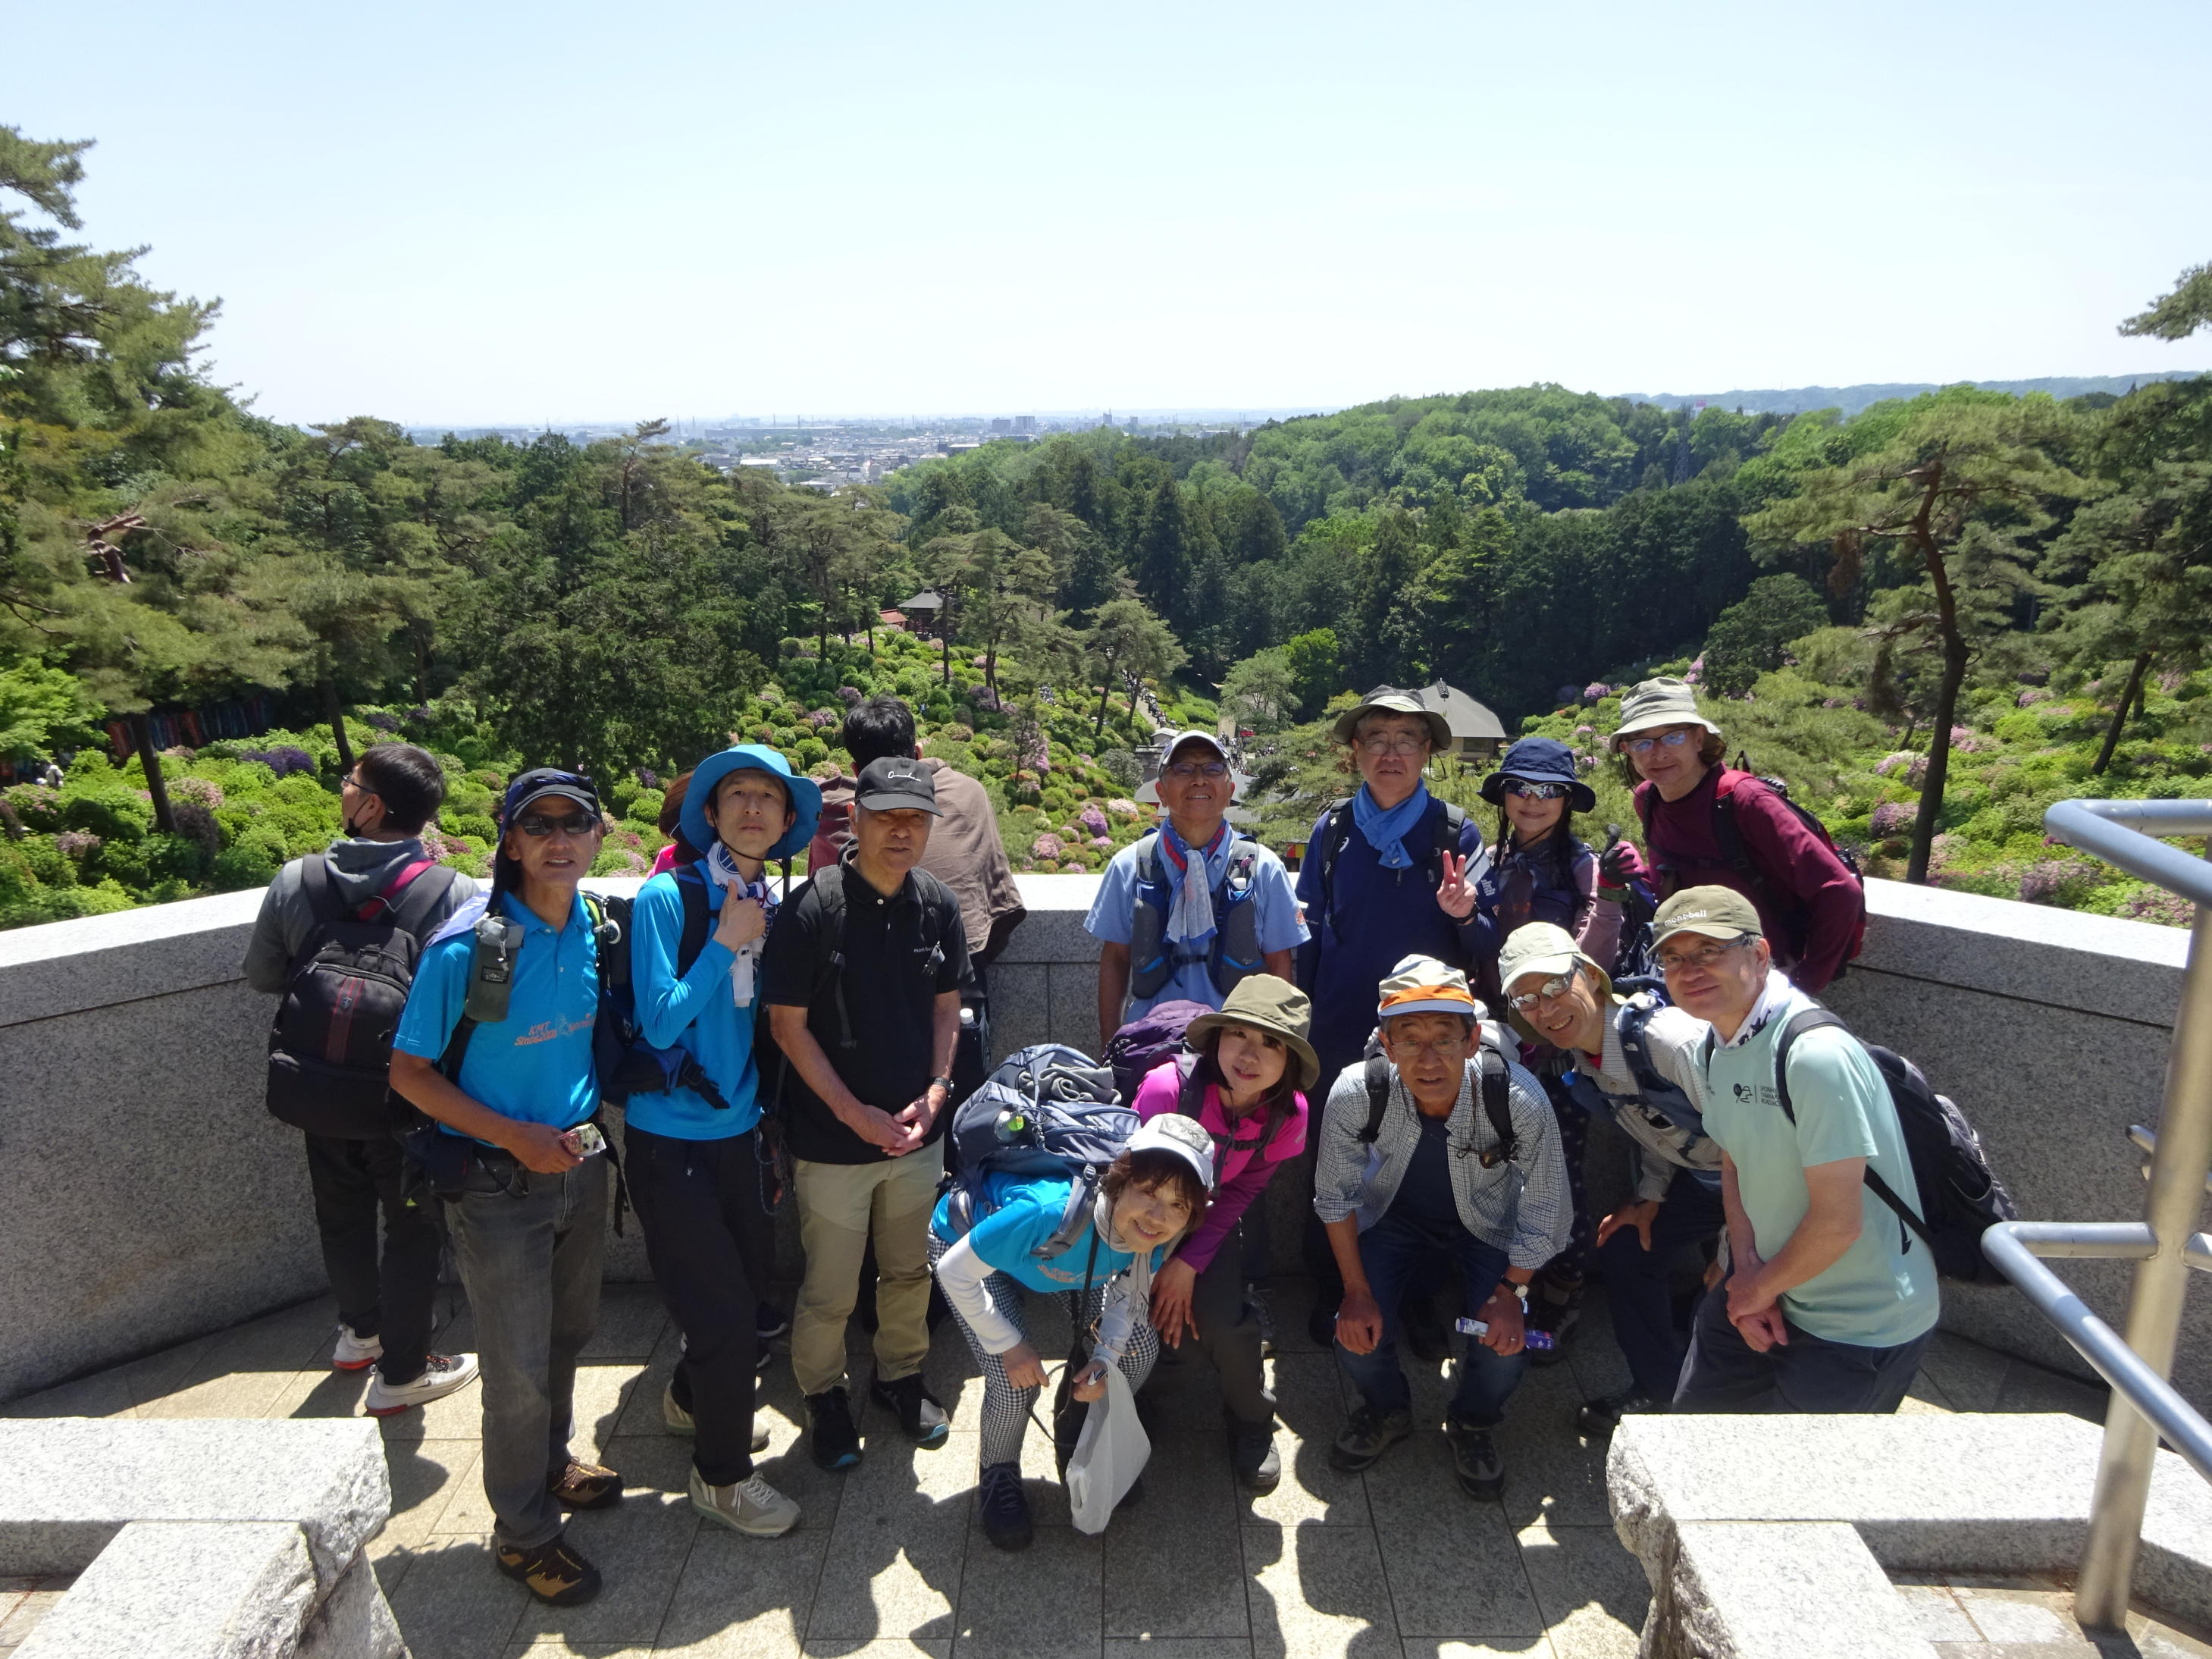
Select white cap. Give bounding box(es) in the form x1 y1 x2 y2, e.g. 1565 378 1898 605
1125 1114 1216 1191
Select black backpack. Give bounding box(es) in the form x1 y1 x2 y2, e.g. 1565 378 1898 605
1359 1025 1518 1168
1772 1008 2018 1284
267 855 459 1139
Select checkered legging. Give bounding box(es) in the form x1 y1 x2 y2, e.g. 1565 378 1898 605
926 1230 1160 1468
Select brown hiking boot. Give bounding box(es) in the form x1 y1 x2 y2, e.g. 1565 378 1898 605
549 1457 623 1511
497 1534 602 1606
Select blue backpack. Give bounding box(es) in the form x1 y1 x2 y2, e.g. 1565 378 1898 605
938 1043 1135 1260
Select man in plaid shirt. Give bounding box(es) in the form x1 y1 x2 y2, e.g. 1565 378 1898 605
1314 954 1572 1499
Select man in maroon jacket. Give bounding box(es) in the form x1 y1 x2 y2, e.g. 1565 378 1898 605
1612 678 1863 992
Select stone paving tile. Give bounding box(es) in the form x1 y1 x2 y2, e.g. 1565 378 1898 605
0 1368 134 1419
504 1644 659 1657
510 1486 700 1649
1951 1583 2093 1645
951 1523 1102 1658
805 1434 968 1647
1104 1643 1254 1659
800 1642 951 1658
0 1579 74 1652
584 1286 675 1364
386 1532 532 1659
1919 1331 2013 1413
1891 1580 1984 1642
1990 1363 2109 1422
1514 1523 1644 1659
1242 1524 1400 1659
1364 1435 1542 1640
652 1506 827 1654
372 1437 484 1592
1244 1350 1369 1529
1398 1642 1556 1657
1102 1438 1246 1639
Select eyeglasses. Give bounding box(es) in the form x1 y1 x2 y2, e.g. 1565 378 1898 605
1358 735 1430 756
340 773 371 794
1389 1034 1471 1059
516 811 600 839
1165 761 1229 780
1625 729 1697 757
1656 935 1754 974
1505 974 1578 1013
1502 780 1570 801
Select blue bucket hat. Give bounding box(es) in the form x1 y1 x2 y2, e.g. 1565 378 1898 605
680 745 822 862
1479 736 1596 814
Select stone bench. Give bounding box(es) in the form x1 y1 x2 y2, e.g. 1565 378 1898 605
0 1419 399 1659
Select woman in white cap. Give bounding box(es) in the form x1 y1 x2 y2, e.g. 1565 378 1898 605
927 1118 1214 1552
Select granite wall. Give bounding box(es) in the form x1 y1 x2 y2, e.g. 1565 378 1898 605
1 871 2202 1406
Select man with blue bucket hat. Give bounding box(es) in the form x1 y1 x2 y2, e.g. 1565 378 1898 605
625 745 819 1540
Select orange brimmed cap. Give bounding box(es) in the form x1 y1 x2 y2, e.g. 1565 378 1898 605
1375 954 1483 1022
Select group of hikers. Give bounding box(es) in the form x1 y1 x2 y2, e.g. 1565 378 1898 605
248 676 1948 1610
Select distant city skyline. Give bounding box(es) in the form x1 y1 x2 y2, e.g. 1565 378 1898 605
14 1 2210 425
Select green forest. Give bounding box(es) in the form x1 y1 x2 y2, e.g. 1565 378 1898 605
4 123 2209 930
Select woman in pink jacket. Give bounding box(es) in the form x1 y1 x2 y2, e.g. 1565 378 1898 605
1132 974 1317 1495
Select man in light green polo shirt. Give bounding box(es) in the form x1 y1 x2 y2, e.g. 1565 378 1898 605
1656 886 1938 1412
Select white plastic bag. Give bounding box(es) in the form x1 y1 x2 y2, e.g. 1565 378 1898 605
1065 1363 1150 1535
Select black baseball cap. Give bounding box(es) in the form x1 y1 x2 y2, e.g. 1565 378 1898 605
501 767 603 824
854 756 941 816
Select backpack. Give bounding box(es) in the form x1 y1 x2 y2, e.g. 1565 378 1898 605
1314 795 1471 927
1613 991 1707 1139
1772 1008 2018 1284
939 1043 1135 1259
1637 768 1866 972
266 854 459 1139
592 865 740 1112
1101 998 1214 1103
1359 1024 1518 1167
1124 832 1266 999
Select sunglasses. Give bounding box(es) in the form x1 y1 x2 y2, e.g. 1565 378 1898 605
1505 974 1578 1013
1502 779 1571 801
515 811 600 838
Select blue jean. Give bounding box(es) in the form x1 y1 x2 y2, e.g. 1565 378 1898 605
1674 1281 1934 1414
1596 1167 1727 1400
1334 1203 1528 1428
445 1153 608 1550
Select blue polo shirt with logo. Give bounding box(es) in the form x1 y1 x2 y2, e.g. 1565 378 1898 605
394 889 602 1134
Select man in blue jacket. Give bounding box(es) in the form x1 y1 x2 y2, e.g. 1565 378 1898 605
389 768 617 1610
624 745 816 1541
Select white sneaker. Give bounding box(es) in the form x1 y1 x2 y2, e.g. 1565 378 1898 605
332 1325 383 1372
666 1381 770 1451
365 1353 480 1416
688 1466 800 1537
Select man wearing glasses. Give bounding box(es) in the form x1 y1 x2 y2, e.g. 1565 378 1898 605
1653 888 1938 1414
390 769 619 1607
1087 729 1305 1051
246 743 480 1419
1612 676 1862 992
1313 955 1568 1498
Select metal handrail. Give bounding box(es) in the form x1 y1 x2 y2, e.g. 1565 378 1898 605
1987 797 2212 1630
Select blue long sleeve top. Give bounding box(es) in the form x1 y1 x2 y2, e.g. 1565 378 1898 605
622 864 763 1139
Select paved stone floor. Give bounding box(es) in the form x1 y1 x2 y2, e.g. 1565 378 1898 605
1892 1571 2212 1657
5 1280 2114 1659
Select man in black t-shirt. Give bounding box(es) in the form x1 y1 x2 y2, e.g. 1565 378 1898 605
763 756 969 1472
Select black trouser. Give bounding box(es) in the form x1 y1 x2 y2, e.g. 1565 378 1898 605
1538 1071 1594 1287
627 1124 773 1486
1189 1219 1274 1426
303 1130 443 1385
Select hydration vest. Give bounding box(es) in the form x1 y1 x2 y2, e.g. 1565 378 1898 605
1124 830 1265 1000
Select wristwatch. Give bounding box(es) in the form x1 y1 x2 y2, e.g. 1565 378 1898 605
929 1075 954 1093
1497 1281 1530 1305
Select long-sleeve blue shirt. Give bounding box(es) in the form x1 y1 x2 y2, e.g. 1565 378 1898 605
622 863 763 1139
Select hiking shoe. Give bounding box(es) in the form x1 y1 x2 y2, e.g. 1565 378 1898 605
688 1466 800 1537
755 1303 790 1343
1328 1404 1412 1472
1228 1418 1282 1493
332 1324 382 1372
364 1353 478 1416
1575 1390 1664 1439
870 1371 951 1448
1446 1417 1505 1500
976 1460 1032 1552
806 1387 863 1471
663 1381 770 1452
496 1534 601 1607
1249 1282 1277 1358
549 1458 623 1511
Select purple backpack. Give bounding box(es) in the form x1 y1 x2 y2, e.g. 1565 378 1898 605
1102 999 1214 1105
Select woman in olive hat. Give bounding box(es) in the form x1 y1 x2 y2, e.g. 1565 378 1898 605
1131 974 1319 1494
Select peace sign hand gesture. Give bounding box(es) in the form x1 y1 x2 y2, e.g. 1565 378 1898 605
1436 849 1479 920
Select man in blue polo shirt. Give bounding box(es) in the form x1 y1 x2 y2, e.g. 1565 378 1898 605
390 767 617 1610
1656 886 1939 1413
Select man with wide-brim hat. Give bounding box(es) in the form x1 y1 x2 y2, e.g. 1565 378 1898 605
1133 973 1319 1493
1311 954 1570 1500
1651 888 1939 1416
629 744 819 1541
1495 921 1722 1438
1292 696 1489 1341
1609 677 1862 993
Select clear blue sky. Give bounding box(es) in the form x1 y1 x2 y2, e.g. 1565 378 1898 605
12 0 2210 425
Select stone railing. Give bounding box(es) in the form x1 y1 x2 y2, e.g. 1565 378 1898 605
0 873 2197 1407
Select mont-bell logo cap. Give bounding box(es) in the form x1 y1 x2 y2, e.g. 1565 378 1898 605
1650 886 1763 949
855 755 942 816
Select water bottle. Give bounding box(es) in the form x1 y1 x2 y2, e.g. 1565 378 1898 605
1456 1316 1555 1351
994 1110 1029 1143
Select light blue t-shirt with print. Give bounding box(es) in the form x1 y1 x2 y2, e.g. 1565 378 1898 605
1084 825 1308 1021
930 1173 1155 1294
1700 977 1940 1349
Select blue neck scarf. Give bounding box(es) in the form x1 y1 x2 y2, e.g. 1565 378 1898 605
1352 782 1430 871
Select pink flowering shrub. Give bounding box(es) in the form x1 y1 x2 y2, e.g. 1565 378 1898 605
2019 858 2098 906
1584 683 1610 702
1869 802 1914 838
2017 688 2051 707
1106 798 1141 819
1031 833 1065 861
1873 752 1915 777
55 830 101 860
1079 804 1109 836
1090 836 1113 850
171 776 224 808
